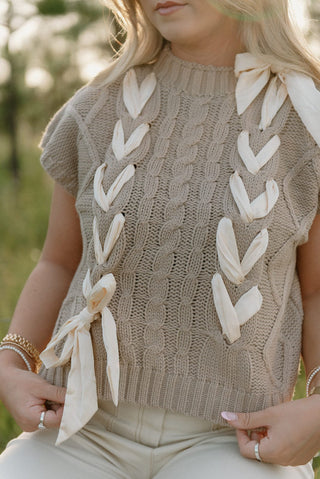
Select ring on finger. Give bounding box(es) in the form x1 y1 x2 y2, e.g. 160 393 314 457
37 410 47 430
254 442 262 462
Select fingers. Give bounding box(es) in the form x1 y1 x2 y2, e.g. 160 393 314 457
0 365 66 433
221 409 270 430
35 383 66 429
250 430 266 442
42 405 64 429
43 384 66 405
17 378 66 431
235 429 266 462
25 405 64 431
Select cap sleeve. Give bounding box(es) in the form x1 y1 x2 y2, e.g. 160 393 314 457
39 101 79 197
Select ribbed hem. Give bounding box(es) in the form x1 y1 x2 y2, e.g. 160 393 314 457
154 44 236 97
40 362 288 426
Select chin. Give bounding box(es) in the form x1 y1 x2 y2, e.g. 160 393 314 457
156 24 197 45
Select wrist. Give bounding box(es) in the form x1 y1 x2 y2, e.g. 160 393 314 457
0 347 35 371
306 366 320 397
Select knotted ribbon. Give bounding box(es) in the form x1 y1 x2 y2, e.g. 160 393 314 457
40 271 118 445
235 53 320 147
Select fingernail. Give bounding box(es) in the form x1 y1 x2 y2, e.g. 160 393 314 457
221 411 238 421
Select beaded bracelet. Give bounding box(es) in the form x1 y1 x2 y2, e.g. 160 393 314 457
0 333 41 370
0 345 32 372
306 365 320 397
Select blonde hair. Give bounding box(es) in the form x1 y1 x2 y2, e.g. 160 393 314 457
91 0 320 87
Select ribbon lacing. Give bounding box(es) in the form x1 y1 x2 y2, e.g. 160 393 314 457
40 52 320 440
212 53 320 344
235 53 320 146
40 69 156 445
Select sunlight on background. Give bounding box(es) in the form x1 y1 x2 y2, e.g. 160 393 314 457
289 0 308 31
0 0 318 85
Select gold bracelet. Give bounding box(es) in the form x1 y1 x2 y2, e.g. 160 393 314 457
0 333 41 370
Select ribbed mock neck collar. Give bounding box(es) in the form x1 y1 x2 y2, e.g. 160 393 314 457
153 44 236 97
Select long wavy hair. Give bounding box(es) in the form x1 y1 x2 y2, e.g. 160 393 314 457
91 0 320 86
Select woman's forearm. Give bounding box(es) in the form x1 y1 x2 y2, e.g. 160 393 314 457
1 259 75 357
302 290 320 387
0 185 82 372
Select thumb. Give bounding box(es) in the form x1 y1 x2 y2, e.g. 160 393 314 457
221 409 269 430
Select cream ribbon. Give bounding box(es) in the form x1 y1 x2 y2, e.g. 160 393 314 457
94 163 135 213
93 213 125 265
112 120 150 162
211 273 262 344
216 217 269 285
235 53 320 147
229 171 279 223
123 69 157 120
237 131 280 175
40 272 118 445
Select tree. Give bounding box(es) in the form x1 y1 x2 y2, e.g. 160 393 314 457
0 0 121 179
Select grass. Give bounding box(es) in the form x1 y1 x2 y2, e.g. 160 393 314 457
0 130 319 476
0 128 52 452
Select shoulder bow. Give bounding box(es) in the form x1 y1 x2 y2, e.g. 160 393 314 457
235 52 320 148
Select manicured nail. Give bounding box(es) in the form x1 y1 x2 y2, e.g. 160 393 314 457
221 411 238 421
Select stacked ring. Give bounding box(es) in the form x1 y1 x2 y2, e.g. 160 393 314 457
254 442 262 462
38 410 47 430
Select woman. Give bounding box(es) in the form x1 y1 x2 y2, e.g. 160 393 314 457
0 0 320 477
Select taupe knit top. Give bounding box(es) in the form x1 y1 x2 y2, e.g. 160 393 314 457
38 45 320 443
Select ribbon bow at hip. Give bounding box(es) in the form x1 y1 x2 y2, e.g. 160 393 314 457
40 272 119 445
235 52 320 148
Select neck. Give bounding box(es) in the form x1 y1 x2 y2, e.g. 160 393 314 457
170 26 245 67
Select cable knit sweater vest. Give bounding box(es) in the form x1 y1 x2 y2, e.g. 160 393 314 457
38 45 320 442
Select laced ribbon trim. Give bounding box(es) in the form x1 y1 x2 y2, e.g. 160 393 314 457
235 53 320 147
211 51 320 343
212 101 282 342
40 69 156 445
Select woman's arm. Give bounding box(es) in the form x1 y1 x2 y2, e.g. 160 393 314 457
3 182 82 354
298 214 320 386
220 214 320 466
0 182 82 431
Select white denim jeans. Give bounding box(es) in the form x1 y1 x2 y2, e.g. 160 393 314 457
0 399 314 479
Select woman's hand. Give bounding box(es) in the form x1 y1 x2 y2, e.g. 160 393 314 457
221 396 320 466
0 352 66 432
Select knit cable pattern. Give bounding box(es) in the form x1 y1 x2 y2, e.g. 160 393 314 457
40 69 157 444
38 45 320 433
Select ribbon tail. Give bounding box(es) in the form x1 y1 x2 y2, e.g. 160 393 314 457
40 332 75 369
101 307 120 407
234 286 263 326
285 72 320 148
259 76 287 131
235 68 270 115
55 329 98 445
211 273 240 344
40 315 82 368
216 217 244 284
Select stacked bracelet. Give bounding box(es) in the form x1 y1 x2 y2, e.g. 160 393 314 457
0 333 41 371
306 365 320 397
0 345 32 371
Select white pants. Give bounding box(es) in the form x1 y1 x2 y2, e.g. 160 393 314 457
0 399 314 478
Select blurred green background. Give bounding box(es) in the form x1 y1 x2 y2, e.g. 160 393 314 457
0 0 320 474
